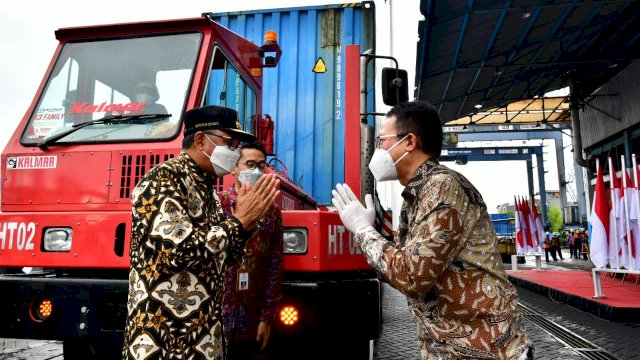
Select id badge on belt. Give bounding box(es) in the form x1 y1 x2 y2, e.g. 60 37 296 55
237 264 249 291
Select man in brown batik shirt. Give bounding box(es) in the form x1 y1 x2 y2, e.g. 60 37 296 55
332 101 533 359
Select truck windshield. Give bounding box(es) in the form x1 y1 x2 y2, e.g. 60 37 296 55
21 32 202 145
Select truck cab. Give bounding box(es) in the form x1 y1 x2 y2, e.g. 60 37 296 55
1 10 380 360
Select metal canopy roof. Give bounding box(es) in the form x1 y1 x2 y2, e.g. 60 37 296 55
415 0 640 124
445 96 571 125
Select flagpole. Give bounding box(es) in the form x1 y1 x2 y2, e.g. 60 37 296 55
609 157 621 269
522 196 528 255
528 198 536 255
521 196 530 255
633 154 640 270
621 155 634 270
531 196 536 255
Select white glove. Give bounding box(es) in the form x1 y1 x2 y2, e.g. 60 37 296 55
331 183 375 234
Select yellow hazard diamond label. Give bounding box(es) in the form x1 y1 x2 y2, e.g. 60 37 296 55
312 57 326 73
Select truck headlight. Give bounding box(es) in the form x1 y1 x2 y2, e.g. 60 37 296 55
43 228 73 252
283 228 307 254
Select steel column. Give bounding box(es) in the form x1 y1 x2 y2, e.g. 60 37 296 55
554 137 567 210
526 159 534 198
537 151 548 225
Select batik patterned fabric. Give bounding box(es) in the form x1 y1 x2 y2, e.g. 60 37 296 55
218 187 284 342
123 151 247 360
356 159 532 360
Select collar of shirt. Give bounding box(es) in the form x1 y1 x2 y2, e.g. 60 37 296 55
177 151 216 188
401 158 440 202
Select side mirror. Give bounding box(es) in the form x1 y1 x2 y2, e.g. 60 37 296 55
381 67 408 106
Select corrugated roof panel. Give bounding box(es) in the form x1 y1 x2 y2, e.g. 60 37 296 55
417 0 640 122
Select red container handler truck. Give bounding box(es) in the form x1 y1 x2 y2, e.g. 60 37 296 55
0 2 401 359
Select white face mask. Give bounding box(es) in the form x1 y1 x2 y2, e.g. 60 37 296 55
368 134 409 182
202 135 240 177
238 168 264 185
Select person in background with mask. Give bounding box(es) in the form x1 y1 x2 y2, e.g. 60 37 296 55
134 81 168 114
331 101 533 360
218 142 283 360
123 105 280 360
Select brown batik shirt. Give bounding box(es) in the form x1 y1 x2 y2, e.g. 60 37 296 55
356 159 531 359
123 151 247 360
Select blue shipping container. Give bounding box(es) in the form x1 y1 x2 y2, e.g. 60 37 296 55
212 3 376 204
490 213 515 237
490 213 510 221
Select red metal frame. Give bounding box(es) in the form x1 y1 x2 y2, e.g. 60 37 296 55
344 45 361 198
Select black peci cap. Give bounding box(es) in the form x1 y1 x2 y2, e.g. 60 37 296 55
183 105 256 142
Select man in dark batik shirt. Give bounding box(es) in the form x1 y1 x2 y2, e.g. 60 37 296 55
219 142 284 360
123 106 280 360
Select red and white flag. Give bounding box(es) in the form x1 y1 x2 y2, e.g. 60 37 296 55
608 159 623 268
531 196 545 251
514 196 526 254
520 196 534 254
623 166 638 269
590 158 609 268
522 197 536 254
631 156 640 269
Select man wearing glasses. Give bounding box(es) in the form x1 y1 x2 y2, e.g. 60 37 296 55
123 105 280 360
218 142 283 360
331 101 533 359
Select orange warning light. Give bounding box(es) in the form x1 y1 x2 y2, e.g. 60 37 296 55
264 30 278 45
279 305 299 326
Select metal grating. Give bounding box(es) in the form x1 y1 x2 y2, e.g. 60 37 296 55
518 303 618 360
119 153 174 199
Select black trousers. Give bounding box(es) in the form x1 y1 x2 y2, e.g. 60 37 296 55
545 248 557 261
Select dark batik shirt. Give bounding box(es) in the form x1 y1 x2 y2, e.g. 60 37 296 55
355 159 532 360
123 151 247 360
218 187 284 342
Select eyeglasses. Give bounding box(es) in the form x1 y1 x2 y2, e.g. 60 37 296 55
205 133 240 151
237 160 268 171
374 133 407 148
